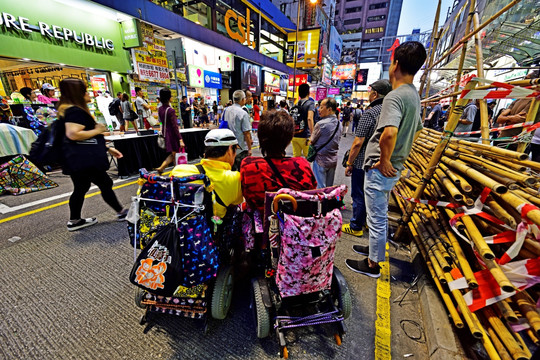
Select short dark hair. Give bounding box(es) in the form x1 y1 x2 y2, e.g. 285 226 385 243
298 83 310 98
135 87 142 93
394 41 427 76
121 93 129 101
116 92 121 96
159 88 172 104
204 145 233 159
182 96 187 100
279 100 288 109
20 87 33 100
258 110 294 157
322 97 338 113
347 101 351 105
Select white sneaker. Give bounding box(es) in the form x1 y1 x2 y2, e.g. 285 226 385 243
67 218 98 231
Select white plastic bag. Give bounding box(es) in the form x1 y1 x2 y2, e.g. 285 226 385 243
175 150 188 165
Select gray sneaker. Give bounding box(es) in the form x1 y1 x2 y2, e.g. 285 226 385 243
67 218 98 231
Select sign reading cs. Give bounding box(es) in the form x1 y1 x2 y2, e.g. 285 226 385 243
225 8 256 48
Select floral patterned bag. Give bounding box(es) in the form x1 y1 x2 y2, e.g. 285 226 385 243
276 208 342 297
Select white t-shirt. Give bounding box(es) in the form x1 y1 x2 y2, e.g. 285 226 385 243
135 96 150 118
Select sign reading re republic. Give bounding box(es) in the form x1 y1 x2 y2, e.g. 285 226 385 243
0 11 115 50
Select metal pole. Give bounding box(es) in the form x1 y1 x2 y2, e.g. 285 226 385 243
292 0 301 103
172 50 182 128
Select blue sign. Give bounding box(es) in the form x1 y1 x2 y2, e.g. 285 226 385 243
203 70 222 89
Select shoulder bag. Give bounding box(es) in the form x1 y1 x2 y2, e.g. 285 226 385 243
157 107 170 150
306 122 340 163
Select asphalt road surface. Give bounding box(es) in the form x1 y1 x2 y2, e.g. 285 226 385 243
0 132 430 359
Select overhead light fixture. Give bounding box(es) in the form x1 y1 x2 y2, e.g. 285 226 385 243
59 63 65 66
22 58 31 61
89 67 95 70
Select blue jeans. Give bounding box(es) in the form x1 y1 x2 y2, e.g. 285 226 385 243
312 161 336 188
364 168 401 263
350 167 366 231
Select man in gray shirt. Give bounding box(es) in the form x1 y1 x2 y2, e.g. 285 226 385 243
346 41 426 278
454 99 478 136
226 89 252 170
310 97 342 188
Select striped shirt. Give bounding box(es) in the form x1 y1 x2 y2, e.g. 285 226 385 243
353 98 383 169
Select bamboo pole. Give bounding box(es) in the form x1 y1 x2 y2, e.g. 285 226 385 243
517 98 540 153
526 328 540 346
441 156 508 194
483 257 515 293
485 196 518 229
482 307 530 360
419 0 442 98
443 273 483 338
436 209 478 288
498 191 540 227
460 215 496 260
428 0 522 71
440 163 473 193
485 323 513 360
471 11 491 145
514 291 540 335
496 299 519 324
394 80 480 241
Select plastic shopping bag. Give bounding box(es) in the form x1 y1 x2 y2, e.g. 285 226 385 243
175 150 188 165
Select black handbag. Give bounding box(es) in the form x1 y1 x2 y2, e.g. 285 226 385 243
342 149 350 167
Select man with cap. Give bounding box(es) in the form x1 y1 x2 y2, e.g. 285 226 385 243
37 83 58 104
171 129 243 218
342 79 392 237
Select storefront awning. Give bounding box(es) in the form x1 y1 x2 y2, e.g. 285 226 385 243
92 0 293 74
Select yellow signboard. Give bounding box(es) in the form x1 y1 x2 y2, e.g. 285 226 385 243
287 29 320 69
134 52 168 68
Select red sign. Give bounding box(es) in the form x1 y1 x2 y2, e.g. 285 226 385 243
288 74 308 86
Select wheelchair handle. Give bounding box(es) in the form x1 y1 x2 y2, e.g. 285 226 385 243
272 194 298 214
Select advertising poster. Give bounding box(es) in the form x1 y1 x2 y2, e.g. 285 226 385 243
321 61 332 85
220 54 234 71
188 65 205 88
328 88 340 95
332 64 356 80
357 68 369 86
264 72 281 94
280 75 288 96
286 29 321 68
241 61 261 95
296 41 306 62
288 74 308 87
137 63 170 83
316 88 328 101
286 44 295 63
328 26 343 64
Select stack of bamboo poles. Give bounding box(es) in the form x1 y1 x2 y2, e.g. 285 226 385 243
396 128 540 360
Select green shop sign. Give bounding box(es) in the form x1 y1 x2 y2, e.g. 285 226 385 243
121 19 143 49
0 0 131 72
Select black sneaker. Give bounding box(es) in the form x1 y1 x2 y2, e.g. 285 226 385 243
67 218 98 231
352 244 369 256
117 209 129 222
345 258 380 278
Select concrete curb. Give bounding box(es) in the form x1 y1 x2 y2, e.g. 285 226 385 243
410 242 466 359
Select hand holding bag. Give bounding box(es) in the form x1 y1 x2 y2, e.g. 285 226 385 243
157 107 170 150
175 149 188 165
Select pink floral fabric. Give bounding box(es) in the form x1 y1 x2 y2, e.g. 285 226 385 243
241 210 264 250
276 208 342 297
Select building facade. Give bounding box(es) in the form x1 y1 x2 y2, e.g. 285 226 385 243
334 0 402 70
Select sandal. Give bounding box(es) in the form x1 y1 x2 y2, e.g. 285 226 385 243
153 168 163 175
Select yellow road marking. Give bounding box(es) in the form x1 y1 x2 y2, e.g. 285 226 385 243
374 243 391 359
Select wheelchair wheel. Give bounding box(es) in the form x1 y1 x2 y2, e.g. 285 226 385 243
333 267 352 320
135 287 146 309
211 265 234 320
252 278 270 338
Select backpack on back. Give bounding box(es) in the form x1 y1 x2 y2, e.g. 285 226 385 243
290 99 313 135
108 98 120 116
28 119 64 171
352 108 362 123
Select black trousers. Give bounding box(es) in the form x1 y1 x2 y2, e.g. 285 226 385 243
69 169 122 220
532 143 540 163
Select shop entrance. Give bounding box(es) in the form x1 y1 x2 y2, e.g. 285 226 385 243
0 57 116 127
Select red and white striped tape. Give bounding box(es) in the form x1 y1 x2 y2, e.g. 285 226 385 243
460 77 540 100
453 121 537 136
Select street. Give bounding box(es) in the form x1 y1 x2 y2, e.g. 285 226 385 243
0 134 430 359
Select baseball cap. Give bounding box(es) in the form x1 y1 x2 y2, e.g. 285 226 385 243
204 129 238 147
42 83 55 90
369 79 392 96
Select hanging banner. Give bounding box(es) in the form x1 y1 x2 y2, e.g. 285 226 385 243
188 65 205 88
316 88 328 101
328 88 340 95
288 74 308 86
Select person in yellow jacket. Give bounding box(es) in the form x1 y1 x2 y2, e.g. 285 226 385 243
171 129 243 218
